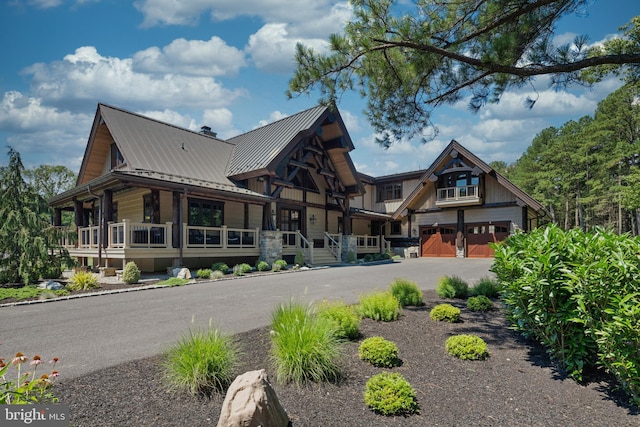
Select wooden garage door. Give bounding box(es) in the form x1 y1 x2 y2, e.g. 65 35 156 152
466 222 510 258
421 226 456 257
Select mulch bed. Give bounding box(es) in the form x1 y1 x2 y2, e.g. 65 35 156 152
55 290 638 426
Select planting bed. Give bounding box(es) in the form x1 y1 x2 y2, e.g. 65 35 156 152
55 290 638 426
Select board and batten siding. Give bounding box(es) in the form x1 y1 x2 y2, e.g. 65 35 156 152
114 188 148 223
414 210 458 227
464 206 523 228
484 176 517 204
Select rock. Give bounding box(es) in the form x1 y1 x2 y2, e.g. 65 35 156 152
38 281 64 290
216 369 289 427
172 267 191 279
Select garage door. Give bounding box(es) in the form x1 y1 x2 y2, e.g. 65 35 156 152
466 222 510 257
421 226 456 257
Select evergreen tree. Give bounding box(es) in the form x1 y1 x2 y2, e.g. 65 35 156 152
0 148 71 284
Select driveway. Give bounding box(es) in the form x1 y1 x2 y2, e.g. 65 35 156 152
0 258 494 380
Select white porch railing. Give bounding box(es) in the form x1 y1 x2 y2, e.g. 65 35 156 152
184 225 259 249
356 234 379 252
324 232 342 262
437 185 479 203
108 220 173 248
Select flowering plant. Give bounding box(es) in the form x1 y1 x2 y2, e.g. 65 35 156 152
0 352 59 404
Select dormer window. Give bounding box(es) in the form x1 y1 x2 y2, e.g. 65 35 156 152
110 143 125 169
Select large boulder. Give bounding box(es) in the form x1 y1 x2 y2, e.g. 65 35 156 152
216 369 289 427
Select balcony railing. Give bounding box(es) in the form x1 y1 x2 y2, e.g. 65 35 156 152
436 185 481 206
184 225 259 249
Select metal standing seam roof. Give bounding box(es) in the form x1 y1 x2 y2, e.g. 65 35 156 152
100 104 238 186
225 105 328 177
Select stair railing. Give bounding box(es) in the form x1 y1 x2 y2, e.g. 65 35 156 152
324 232 342 263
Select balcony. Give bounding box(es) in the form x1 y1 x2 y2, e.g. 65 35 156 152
436 185 482 207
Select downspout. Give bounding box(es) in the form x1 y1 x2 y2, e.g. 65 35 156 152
87 185 103 268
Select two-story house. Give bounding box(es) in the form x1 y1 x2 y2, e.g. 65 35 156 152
49 103 546 271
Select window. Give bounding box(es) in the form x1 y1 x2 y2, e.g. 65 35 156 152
188 198 223 227
110 143 125 169
143 194 153 223
390 221 402 235
439 172 479 189
280 209 301 231
377 183 402 201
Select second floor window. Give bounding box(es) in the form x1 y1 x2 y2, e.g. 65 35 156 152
377 183 402 201
110 143 125 169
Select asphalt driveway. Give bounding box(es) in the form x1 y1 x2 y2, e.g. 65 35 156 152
0 258 494 380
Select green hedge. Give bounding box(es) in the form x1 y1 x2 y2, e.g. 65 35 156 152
492 224 640 405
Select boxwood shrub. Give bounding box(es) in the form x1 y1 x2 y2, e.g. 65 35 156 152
429 303 461 322
364 372 419 416
445 334 489 360
358 336 400 367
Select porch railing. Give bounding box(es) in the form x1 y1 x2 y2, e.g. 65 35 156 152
324 232 342 262
297 231 314 265
184 225 259 249
108 220 173 248
436 185 479 203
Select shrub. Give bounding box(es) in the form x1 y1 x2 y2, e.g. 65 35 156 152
294 250 305 266
211 262 229 274
256 261 270 272
157 277 190 287
162 327 239 396
430 303 461 322
445 334 489 360
363 254 373 262
436 275 469 298
347 250 356 263
470 276 500 298
269 301 342 385
358 337 400 367
390 278 423 306
67 271 99 291
196 268 213 279
467 295 494 312
272 259 287 271
358 291 400 322
364 372 419 416
122 261 141 285
316 300 361 341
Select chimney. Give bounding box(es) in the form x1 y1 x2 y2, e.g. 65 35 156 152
200 126 217 137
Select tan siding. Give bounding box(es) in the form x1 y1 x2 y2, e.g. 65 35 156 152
247 178 265 194
306 207 325 240
484 176 516 204
412 186 437 211
351 195 364 209
114 188 147 222
352 219 370 235
279 187 304 202
307 191 324 205
248 204 263 228
327 211 341 234
159 191 173 223
225 202 245 228
80 124 112 184
414 210 457 227
465 206 522 228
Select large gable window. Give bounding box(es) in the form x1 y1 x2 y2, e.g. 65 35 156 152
377 183 402 202
110 143 125 169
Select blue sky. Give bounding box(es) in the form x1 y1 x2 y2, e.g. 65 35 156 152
0 0 638 177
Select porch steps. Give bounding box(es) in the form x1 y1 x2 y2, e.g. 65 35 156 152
310 247 342 266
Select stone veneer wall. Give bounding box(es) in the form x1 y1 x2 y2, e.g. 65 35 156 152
341 235 358 262
260 231 283 265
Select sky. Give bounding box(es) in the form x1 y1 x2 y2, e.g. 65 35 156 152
0 0 638 178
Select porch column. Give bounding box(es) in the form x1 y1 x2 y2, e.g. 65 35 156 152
103 190 113 248
342 197 352 235
456 209 465 258
53 208 62 227
172 191 181 249
73 199 83 229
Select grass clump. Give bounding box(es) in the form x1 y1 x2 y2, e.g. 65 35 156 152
430 303 461 322
269 301 342 385
358 291 400 322
359 336 400 368
445 334 489 360
67 271 100 291
364 372 419 416
158 277 190 287
467 295 494 312
390 278 423 306
211 262 229 274
210 270 224 280
196 268 213 279
316 299 361 341
162 327 239 396
470 276 500 298
122 261 141 285
436 275 469 298
233 263 253 276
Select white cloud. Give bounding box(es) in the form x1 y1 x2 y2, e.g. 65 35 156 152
133 37 246 77
139 109 198 131
246 24 329 74
0 91 81 132
134 0 352 36
340 109 361 133
201 108 236 137
23 46 246 111
256 110 289 128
